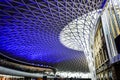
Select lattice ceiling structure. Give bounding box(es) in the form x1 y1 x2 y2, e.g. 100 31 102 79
0 0 107 78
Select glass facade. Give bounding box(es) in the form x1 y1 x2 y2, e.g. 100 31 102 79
93 18 110 80
92 0 120 79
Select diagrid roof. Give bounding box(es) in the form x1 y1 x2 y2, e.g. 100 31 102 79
0 0 106 74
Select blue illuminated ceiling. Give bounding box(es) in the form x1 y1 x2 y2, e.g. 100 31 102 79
0 0 106 72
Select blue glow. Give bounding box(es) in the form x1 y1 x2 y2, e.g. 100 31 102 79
0 0 6 2
0 0 105 67
0 24 84 66
101 0 107 8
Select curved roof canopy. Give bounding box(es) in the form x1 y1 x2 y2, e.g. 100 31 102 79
0 0 107 76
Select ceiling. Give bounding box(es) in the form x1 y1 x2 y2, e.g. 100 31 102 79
0 0 106 74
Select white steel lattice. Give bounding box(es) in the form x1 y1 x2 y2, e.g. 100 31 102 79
0 0 107 78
